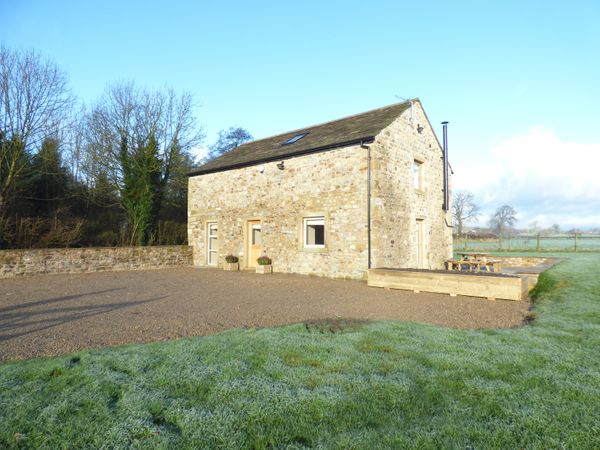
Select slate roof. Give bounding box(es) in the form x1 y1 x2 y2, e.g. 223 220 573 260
189 100 414 176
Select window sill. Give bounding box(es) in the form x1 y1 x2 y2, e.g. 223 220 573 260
302 246 328 253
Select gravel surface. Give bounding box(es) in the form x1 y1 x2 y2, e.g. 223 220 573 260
0 267 531 361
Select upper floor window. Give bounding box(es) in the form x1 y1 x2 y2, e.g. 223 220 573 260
413 159 423 190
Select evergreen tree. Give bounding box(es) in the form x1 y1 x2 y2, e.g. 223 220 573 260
28 137 69 216
119 132 162 245
0 132 28 217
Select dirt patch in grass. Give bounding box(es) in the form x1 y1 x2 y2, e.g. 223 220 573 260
522 311 537 325
303 318 371 334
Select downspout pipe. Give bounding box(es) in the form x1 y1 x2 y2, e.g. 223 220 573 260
361 142 372 270
442 121 450 211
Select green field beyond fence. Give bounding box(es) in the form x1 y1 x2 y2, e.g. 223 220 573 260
455 235 600 251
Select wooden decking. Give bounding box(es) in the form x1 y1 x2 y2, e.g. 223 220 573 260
368 257 560 302
367 268 529 301
502 265 546 290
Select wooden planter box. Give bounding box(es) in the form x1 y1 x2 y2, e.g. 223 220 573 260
223 262 239 271
367 268 528 301
256 264 272 274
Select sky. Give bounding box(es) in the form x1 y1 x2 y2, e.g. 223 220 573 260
2 0 599 229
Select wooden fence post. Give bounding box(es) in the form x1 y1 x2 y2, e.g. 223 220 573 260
536 233 540 251
575 233 578 252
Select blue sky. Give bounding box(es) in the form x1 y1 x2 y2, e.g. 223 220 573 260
2 0 599 228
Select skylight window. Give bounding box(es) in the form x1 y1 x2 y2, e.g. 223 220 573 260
282 132 308 145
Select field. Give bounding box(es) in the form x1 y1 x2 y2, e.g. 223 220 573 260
455 236 600 252
0 253 599 448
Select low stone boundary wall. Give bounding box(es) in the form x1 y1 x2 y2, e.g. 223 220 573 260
0 246 192 278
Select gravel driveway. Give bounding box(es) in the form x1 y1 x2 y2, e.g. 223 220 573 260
0 267 530 361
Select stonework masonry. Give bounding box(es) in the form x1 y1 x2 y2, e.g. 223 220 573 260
188 100 453 279
188 146 369 279
371 102 453 270
0 246 192 278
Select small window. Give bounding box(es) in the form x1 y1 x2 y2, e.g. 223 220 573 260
304 217 325 248
282 132 308 145
413 160 423 190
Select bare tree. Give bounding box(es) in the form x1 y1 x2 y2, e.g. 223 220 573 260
83 82 203 245
452 190 480 237
0 46 74 215
62 104 88 185
548 223 561 235
489 205 517 246
205 127 253 162
528 220 540 233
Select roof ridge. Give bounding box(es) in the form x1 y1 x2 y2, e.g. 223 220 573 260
239 98 418 148
190 98 418 176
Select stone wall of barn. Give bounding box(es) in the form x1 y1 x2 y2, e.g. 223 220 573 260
188 145 370 279
0 246 192 278
370 101 453 270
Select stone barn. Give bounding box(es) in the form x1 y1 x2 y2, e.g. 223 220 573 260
188 99 453 279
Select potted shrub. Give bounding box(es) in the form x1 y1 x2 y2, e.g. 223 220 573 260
224 254 239 271
255 255 272 274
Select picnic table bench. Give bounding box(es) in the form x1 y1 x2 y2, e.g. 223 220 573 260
446 252 502 273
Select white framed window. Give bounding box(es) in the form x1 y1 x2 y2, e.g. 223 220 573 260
304 217 325 248
207 222 218 265
413 159 423 190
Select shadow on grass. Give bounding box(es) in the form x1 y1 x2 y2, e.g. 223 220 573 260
530 271 565 302
523 268 570 326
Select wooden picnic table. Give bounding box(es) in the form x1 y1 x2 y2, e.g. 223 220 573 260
447 252 502 273
456 251 492 261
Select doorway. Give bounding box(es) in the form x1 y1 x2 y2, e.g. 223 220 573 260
247 220 262 268
416 219 424 269
207 222 218 266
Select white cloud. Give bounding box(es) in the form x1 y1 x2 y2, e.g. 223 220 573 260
453 127 600 229
190 144 209 162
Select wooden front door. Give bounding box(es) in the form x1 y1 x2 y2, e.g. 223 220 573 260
247 220 262 268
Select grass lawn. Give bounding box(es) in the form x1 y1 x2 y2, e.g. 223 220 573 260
1 253 599 449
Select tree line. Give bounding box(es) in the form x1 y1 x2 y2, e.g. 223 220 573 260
452 190 577 240
0 46 251 249
452 191 517 239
